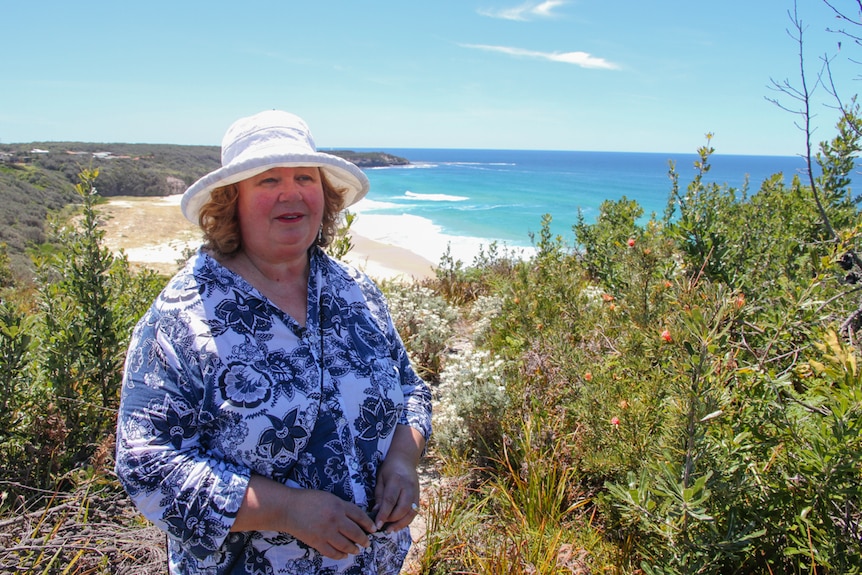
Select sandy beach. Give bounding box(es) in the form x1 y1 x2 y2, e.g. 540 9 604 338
99 195 436 282
343 232 436 282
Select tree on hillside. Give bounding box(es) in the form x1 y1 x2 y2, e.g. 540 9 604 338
0 169 165 488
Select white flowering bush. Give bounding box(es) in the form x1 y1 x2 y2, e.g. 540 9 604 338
433 348 509 459
467 295 503 346
580 285 606 308
382 283 457 379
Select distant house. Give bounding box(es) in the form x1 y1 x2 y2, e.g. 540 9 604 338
31 148 50 154
0 152 12 163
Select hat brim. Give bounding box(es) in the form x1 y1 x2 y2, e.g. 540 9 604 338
181 151 370 223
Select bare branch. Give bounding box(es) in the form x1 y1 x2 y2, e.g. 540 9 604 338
823 0 862 28
772 3 840 241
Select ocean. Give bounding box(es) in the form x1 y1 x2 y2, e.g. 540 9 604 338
347 149 812 265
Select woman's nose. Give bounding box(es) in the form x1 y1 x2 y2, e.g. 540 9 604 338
277 180 302 201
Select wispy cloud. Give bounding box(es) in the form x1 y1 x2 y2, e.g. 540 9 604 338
461 43 619 70
478 1 568 21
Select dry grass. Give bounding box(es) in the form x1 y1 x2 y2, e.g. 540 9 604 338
98 195 201 276
0 481 168 574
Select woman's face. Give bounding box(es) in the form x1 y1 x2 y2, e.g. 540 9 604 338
236 166 325 263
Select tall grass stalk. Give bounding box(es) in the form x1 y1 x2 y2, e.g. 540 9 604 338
492 417 588 531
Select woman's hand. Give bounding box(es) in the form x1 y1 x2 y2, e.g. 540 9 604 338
283 489 376 560
372 424 426 533
233 475 377 560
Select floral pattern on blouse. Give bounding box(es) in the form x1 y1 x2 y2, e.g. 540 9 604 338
115 247 432 574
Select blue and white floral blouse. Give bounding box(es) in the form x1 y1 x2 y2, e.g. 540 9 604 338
115 247 432 574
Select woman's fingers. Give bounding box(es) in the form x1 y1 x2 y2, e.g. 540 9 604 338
374 463 420 531
388 497 420 532
371 485 421 533
284 489 373 559
373 425 425 532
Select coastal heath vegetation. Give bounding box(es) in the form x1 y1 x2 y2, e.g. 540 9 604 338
0 169 167 570
414 111 861 574
1 4 861 573
409 3 862 568
9 129 861 572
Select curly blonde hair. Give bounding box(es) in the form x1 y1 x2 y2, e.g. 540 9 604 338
198 170 347 258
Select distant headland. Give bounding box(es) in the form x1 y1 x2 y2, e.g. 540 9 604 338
324 150 410 168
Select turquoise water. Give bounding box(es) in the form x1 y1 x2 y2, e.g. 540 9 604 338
348 148 811 263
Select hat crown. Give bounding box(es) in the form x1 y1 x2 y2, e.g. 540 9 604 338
221 110 317 166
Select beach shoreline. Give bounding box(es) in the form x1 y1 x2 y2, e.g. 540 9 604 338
343 232 436 282
99 195 436 281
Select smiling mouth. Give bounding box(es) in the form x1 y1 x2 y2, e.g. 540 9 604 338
276 214 303 222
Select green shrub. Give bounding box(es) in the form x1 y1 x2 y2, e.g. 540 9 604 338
0 169 163 495
0 297 36 489
422 116 862 573
326 210 356 261
431 241 522 306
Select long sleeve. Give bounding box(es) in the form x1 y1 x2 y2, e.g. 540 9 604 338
116 302 252 560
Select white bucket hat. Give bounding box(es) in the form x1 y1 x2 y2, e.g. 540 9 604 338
181 110 370 223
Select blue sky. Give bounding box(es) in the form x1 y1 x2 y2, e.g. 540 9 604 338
0 1 854 156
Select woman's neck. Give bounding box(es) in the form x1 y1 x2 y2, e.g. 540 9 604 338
242 249 309 284
224 249 312 326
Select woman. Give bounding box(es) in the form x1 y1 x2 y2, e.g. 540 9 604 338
115 110 432 574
